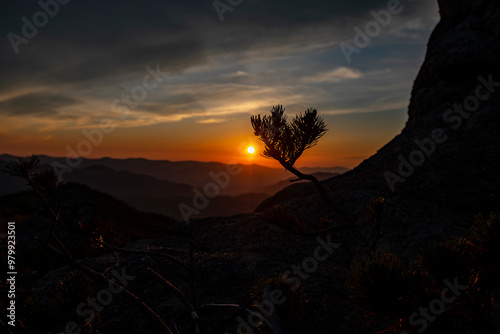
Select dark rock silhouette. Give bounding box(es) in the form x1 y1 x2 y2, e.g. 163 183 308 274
345 0 499 208
258 0 500 256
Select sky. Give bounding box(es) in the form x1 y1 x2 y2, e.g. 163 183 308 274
0 0 440 168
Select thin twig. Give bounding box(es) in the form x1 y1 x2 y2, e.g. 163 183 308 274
102 250 121 275
148 267 197 315
14 162 174 334
189 239 196 308
103 242 192 275
200 303 241 309
47 244 173 333
148 267 200 334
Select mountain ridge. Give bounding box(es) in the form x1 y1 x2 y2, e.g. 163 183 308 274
0 153 349 196
0 155 344 220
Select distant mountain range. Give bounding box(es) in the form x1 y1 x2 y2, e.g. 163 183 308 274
0 154 348 220
0 182 177 253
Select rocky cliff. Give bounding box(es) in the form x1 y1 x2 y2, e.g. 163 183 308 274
259 0 500 231
347 0 499 207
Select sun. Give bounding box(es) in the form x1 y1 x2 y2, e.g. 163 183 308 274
247 146 256 154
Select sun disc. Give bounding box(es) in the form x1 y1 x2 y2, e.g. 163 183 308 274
247 146 255 154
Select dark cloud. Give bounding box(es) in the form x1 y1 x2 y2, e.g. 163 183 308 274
139 93 206 114
0 0 437 92
0 0 208 93
0 0 440 135
0 92 79 116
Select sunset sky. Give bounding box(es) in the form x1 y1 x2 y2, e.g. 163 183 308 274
0 0 439 168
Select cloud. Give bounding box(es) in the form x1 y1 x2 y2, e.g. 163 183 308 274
0 92 79 116
137 92 206 114
196 118 227 124
303 67 362 83
0 0 439 134
0 0 437 94
221 71 251 79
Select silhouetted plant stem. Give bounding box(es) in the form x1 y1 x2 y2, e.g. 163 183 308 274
189 239 196 311
0 319 15 334
24 176 62 244
102 250 121 275
47 243 173 333
148 267 200 334
282 161 332 205
251 107 377 252
5 155 174 334
46 221 174 333
102 241 192 275
267 146 372 252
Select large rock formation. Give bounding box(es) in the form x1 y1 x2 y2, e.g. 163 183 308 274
344 0 499 208
260 0 500 221
255 0 500 258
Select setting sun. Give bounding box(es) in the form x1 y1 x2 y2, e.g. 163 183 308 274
247 146 256 154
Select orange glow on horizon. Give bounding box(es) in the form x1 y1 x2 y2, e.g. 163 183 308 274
0 110 397 170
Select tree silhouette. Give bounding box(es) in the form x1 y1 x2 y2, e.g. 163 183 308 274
251 105 331 205
252 106 376 251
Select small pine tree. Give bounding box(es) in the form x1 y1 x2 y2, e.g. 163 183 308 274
251 105 330 205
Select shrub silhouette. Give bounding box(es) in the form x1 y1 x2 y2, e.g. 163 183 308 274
3 154 191 333
467 211 500 287
251 105 331 205
249 272 308 334
417 238 473 283
263 205 305 233
348 253 423 327
25 270 103 333
349 212 500 333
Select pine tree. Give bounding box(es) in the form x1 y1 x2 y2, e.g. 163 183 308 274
251 105 330 204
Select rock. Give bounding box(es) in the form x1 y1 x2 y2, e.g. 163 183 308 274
257 0 500 257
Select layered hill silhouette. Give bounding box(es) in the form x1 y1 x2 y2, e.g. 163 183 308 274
0 182 177 284
0 154 345 220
